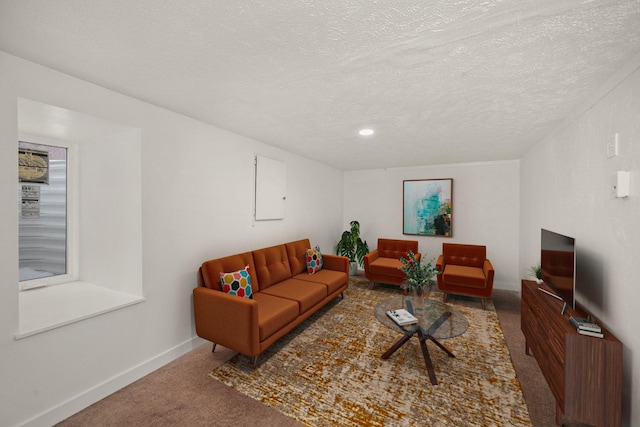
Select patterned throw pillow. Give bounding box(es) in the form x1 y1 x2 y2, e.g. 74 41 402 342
306 245 323 275
219 265 253 298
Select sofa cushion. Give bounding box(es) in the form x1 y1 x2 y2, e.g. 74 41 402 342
378 238 418 259
260 279 327 314
306 245 323 274
201 251 259 291
442 265 486 288
252 293 299 342
285 239 312 275
443 244 485 268
294 269 347 295
253 244 292 290
219 265 253 298
368 257 405 278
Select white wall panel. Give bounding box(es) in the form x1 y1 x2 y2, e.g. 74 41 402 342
255 155 286 220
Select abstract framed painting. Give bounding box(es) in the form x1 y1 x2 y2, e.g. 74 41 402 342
403 178 453 237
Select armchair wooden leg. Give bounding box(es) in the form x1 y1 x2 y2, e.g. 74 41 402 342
252 355 259 368
443 293 449 303
212 343 217 353
481 298 486 310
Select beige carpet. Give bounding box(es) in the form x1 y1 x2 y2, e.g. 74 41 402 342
210 281 532 427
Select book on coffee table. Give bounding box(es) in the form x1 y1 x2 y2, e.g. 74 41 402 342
386 309 418 326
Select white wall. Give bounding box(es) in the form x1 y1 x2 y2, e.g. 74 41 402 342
343 161 520 291
520 54 640 426
78 127 143 294
0 51 344 427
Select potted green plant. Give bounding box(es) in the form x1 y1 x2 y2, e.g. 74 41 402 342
398 250 439 293
336 220 369 276
528 263 543 284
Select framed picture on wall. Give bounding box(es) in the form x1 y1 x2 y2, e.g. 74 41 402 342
403 178 452 237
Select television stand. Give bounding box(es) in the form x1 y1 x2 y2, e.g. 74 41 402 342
521 280 622 427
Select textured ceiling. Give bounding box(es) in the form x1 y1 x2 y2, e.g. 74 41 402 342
1 0 640 170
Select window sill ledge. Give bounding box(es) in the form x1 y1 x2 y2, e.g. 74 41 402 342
16 281 145 339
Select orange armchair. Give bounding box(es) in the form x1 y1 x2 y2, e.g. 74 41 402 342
364 238 420 286
436 243 494 309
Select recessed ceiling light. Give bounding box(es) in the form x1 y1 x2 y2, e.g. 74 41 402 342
359 128 374 136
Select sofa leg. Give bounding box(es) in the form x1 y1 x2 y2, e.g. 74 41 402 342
252 355 259 368
212 343 217 353
443 293 449 303
340 291 345 299
481 298 486 310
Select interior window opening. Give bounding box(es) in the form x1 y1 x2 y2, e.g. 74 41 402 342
18 141 68 285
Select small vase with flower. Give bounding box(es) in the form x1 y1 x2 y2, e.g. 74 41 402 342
398 250 439 312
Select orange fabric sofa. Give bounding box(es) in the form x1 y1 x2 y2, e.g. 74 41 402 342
436 243 494 309
193 239 349 365
363 238 420 286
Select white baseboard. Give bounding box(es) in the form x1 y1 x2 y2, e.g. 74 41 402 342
17 336 207 427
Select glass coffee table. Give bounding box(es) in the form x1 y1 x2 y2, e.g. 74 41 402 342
374 295 468 385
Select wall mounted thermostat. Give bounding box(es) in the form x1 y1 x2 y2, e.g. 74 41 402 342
612 171 630 198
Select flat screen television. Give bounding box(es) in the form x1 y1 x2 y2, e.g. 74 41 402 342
541 229 576 310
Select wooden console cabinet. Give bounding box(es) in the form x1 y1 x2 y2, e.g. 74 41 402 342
520 280 622 427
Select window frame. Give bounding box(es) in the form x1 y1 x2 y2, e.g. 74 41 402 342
18 136 79 291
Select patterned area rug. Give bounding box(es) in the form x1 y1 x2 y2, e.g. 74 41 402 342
210 279 532 426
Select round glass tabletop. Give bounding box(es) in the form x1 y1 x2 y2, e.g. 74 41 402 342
374 295 468 339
